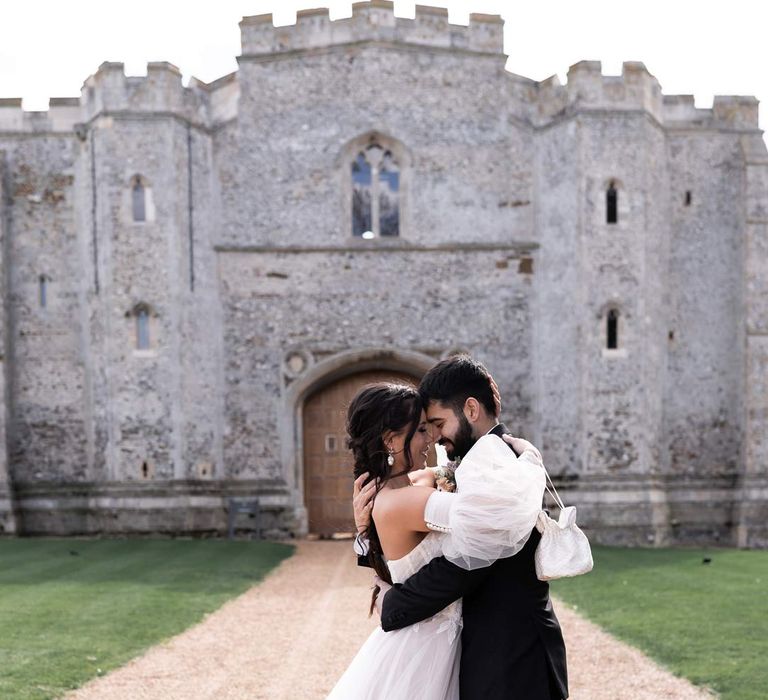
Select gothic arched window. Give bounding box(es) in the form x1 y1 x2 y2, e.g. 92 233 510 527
606 181 618 224
352 143 400 238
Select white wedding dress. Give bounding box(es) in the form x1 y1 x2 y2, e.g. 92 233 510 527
327 532 462 700
327 434 546 700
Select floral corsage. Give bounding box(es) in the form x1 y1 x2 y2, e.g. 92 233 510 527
432 461 459 492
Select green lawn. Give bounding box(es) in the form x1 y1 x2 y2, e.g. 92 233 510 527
0 538 294 700
551 546 768 700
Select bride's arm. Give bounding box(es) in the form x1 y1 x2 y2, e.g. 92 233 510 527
374 486 437 533
354 477 458 563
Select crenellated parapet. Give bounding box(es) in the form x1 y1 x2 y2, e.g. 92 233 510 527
535 61 761 131
80 61 213 125
0 4 760 139
0 97 82 133
534 61 663 124
0 62 228 134
712 95 760 128
240 1 504 57
565 60 663 121
662 94 759 129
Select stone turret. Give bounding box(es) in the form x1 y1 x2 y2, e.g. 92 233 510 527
565 60 663 121
738 128 768 546
80 61 210 125
240 1 504 57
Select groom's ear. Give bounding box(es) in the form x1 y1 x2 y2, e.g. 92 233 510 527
463 397 482 423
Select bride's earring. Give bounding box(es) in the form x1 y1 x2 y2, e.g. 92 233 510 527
387 447 395 467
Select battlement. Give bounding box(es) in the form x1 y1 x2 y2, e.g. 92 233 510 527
0 96 82 132
662 94 759 128
239 2 504 57
83 61 182 115
0 13 759 137
535 61 760 131
0 61 236 134
564 60 663 121
534 62 664 124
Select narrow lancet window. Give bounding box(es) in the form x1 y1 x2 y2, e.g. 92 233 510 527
132 179 146 222
39 275 48 308
351 143 399 238
607 309 619 349
136 307 150 349
606 182 618 224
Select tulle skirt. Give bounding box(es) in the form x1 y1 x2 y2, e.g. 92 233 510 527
327 602 461 700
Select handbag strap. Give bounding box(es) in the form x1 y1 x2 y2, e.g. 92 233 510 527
542 464 566 511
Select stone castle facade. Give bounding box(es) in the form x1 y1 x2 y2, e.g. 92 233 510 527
0 1 766 546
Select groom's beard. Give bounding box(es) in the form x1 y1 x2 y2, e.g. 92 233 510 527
442 413 476 461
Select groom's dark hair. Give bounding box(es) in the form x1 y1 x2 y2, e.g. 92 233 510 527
419 354 497 417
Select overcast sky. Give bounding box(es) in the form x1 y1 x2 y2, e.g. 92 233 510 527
1 1 766 135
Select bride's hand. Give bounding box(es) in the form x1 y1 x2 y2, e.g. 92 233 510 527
353 472 376 532
488 374 502 417
373 575 392 616
502 434 542 464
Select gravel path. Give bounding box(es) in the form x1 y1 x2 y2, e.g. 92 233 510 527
65 540 715 700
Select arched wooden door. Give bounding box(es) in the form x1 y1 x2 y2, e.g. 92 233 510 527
303 370 430 536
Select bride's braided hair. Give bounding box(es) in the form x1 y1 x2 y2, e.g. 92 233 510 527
346 382 423 615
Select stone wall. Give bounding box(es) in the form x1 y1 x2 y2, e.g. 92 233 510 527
217 245 535 486
0 2 765 544
739 132 768 547
0 134 87 491
223 49 529 248
0 151 17 533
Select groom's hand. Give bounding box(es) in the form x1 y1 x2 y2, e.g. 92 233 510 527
353 473 376 532
502 435 543 463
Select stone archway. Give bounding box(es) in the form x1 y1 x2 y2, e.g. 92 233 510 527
303 369 421 536
279 348 438 536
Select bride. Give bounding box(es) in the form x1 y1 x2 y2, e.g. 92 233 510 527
327 381 545 700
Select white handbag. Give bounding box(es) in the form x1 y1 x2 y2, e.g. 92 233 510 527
534 468 593 581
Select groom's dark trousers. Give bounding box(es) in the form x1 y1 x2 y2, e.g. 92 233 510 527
380 424 568 699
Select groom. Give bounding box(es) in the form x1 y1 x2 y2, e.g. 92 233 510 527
354 355 568 700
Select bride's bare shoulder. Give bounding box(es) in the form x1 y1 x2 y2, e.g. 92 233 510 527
373 485 434 525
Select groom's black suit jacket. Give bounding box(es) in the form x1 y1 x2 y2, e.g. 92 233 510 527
380 424 568 700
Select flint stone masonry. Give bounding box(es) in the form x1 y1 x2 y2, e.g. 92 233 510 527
0 2 765 545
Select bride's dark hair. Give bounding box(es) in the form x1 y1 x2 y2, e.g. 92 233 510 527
346 382 423 615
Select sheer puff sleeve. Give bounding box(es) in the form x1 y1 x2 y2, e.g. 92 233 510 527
441 434 545 570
